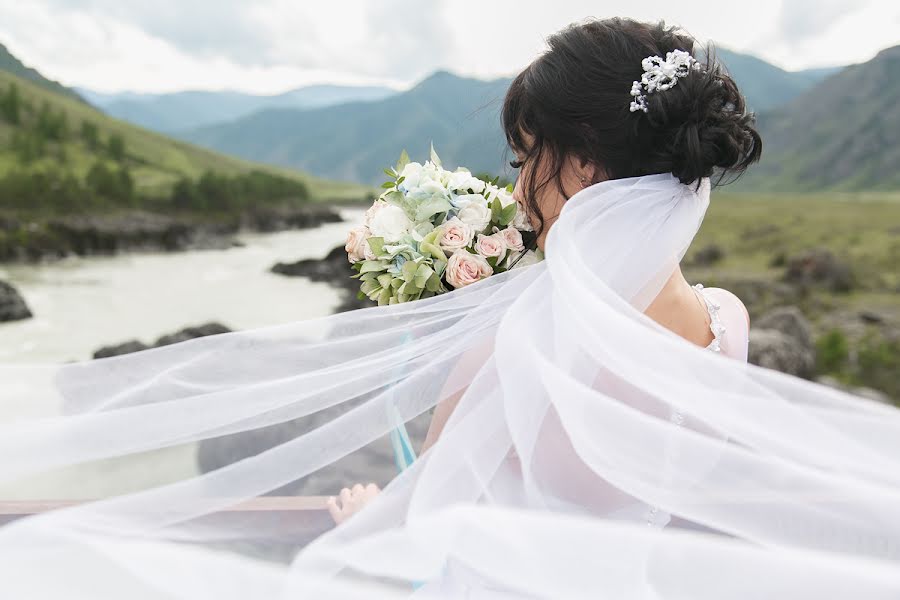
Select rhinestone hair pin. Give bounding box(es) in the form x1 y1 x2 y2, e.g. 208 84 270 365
629 49 702 113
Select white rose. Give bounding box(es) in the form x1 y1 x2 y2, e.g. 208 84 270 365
398 162 424 191
446 249 492 289
448 169 486 194
368 204 414 243
345 225 370 264
496 188 515 208
438 217 475 255
497 226 525 253
474 233 507 262
456 201 492 233
364 200 388 230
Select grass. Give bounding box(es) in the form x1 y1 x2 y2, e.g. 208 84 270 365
0 69 376 203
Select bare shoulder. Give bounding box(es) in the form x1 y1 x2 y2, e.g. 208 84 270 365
703 287 750 329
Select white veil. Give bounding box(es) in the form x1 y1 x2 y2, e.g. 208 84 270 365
2 173 899 599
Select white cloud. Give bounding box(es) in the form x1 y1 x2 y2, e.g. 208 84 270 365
0 0 897 93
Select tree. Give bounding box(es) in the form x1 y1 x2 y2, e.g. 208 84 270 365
107 134 126 161
81 120 100 150
0 83 21 124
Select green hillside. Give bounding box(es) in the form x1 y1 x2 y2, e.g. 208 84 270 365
740 45 900 192
0 42 86 105
0 68 371 210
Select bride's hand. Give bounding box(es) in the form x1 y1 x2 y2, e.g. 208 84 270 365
327 483 381 524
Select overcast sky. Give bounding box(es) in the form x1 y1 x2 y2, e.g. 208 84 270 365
1 0 898 94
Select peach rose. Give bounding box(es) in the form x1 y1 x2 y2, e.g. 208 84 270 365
496 226 524 253
438 217 475 256
345 225 370 263
446 249 492 289
474 233 507 262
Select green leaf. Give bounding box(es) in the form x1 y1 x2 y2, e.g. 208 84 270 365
360 279 381 295
381 181 395 189
429 142 442 168
383 167 396 177
490 197 503 222
505 183 514 193
499 203 516 227
401 259 418 282
415 196 453 222
425 271 443 292
377 273 393 289
413 263 433 289
367 237 385 257
359 260 387 274
395 149 410 173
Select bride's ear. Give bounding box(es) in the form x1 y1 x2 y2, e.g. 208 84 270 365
578 157 607 185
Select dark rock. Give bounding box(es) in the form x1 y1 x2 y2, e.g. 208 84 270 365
154 322 233 347
781 248 854 292
0 279 32 322
92 322 233 358
93 340 150 359
240 205 342 233
271 245 369 313
748 328 816 379
859 310 885 324
754 306 814 349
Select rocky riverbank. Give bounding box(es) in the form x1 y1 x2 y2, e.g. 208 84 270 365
0 204 343 264
270 244 369 313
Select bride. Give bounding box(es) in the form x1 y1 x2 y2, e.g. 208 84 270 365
2 17 900 600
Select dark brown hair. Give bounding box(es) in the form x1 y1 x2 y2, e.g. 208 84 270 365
502 17 762 238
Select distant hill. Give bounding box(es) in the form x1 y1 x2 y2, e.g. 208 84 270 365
0 42 86 105
78 84 398 133
715 48 839 112
180 70 515 185
178 50 846 186
0 68 369 207
740 45 900 191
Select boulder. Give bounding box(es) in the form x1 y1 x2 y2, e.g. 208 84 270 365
92 322 233 358
781 248 854 292
0 279 32 322
748 306 816 379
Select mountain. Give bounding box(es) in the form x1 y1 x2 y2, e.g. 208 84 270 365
714 48 839 112
739 45 900 191
181 70 515 186
177 50 845 187
78 84 398 133
0 67 369 203
0 42 86 105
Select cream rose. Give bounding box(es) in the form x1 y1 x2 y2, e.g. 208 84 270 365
438 217 475 255
457 201 492 233
345 225 370 263
446 249 492 289
474 233 507 262
367 204 414 243
497 226 525 253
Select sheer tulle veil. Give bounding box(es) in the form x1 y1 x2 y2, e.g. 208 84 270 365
1 173 900 598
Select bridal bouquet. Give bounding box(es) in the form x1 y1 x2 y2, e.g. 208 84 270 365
345 146 538 306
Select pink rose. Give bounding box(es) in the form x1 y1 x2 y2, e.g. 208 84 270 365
438 217 475 256
345 226 370 263
446 249 492 289
474 233 507 262
497 226 524 253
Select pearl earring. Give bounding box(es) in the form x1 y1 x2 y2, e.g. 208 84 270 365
580 176 588 188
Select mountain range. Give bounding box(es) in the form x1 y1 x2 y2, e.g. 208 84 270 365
79 84 398 133
176 48 848 187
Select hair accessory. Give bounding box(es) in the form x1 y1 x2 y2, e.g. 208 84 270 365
629 49 701 113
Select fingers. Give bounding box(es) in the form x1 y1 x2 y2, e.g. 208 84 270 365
326 496 342 524
329 483 382 525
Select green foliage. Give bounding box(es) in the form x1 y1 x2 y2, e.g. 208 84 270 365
107 133 126 161
85 161 134 204
816 329 850 375
80 119 100 150
0 82 21 124
35 100 68 141
168 169 310 212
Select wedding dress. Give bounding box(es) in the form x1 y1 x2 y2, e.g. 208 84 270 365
1 173 899 599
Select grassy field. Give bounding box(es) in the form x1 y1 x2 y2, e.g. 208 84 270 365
0 69 375 203
684 190 900 402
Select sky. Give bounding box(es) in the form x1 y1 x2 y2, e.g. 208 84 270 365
0 0 898 95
